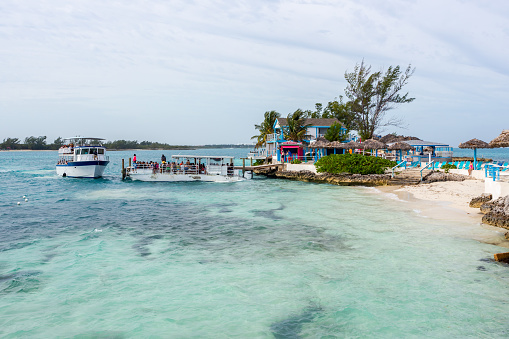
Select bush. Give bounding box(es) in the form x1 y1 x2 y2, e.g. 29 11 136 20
315 154 397 175
253 159 265 166
441 163 457 173
290 159 302 164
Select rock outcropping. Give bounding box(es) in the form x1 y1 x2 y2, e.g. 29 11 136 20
480 195 509 229
422 172 472 184
254 168 391 186
469 193 493 208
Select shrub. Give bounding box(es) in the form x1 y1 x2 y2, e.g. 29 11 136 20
253 159 265 166
290 159 302 164
441 163 457 173
314 154 397 175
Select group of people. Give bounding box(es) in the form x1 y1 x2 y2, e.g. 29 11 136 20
131 154 235 176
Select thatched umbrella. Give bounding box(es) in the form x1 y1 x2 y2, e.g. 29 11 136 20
343 141 362 151
362 139 387 157
388 142 414 161
489 130 509 148
458 138 491 169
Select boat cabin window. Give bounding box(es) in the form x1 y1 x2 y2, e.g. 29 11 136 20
81 149 89 155
98 148 105 155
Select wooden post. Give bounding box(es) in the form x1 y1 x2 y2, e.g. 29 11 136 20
129 157 131 167
242 158 246 177
122 159 126 180
250 158 253 166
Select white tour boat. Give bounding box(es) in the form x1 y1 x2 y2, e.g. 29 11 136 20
126 155 246 182
56 137 110 178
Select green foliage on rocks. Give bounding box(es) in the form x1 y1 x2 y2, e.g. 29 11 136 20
315 154 397 175
441 163 457 173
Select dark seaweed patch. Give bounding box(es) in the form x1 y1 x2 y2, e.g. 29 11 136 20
270 305 323 339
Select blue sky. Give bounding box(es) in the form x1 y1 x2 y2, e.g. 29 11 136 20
0 0 508 146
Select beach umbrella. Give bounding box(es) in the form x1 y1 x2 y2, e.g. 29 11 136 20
489 130 509 148
458 138 491 169
388 142 414 161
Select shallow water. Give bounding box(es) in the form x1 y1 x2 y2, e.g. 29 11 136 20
1 149 509 338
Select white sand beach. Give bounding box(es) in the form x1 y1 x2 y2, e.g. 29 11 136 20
376 179 509 247
395 179 485 214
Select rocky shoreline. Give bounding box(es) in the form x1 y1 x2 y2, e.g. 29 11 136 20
253 168 390 186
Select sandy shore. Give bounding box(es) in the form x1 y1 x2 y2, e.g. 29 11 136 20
376 179 509 248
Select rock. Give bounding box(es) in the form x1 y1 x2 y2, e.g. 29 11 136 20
254 169 391 186
481 195 509 229
422 171 473 183
469 193 493 208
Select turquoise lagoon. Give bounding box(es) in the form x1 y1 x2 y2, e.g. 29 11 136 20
1 149 509 338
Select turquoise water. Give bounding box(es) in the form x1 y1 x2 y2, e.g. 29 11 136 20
453 148 509 162
2 149 509 338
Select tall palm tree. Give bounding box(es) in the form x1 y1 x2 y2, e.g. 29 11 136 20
283 110 312 142
252 110 280 148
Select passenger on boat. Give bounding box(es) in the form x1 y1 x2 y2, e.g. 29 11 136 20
161 154 166 163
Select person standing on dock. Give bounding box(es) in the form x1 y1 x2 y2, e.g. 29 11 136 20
161 154 166 164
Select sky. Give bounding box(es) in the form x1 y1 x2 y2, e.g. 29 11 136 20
1 0 508 146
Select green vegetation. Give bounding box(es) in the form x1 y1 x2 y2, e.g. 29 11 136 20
441 163 457 173
315 154 397 175
290 159 302 164
254 60 415 143
252 110 280 148
344 61 415 140
324 122 347 142
1 136 253 151
283 110 312 142
1 136 63 150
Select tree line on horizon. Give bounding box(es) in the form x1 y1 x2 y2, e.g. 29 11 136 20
0 137 254 150
252 60 415 147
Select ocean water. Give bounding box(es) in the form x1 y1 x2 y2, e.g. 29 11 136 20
453 147 509 162
2 149 509 338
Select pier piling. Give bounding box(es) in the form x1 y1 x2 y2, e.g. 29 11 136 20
122 159 126 180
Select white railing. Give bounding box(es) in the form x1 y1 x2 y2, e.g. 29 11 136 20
266 134 275 142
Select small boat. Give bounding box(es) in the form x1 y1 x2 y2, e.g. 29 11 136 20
126 155 246 182
56 137 110 178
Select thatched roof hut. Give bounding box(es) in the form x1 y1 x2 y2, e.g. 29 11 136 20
309 140 329 148
329 141 345 149
387 142 414 151
362 139 386 150
343 141 362 149
458 138 490 149
489 130 509 148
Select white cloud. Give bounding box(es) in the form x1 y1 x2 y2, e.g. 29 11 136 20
0 0 508 145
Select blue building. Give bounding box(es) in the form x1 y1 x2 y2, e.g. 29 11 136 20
265 118 347 162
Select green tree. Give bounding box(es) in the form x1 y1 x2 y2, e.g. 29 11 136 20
344 60 415 140
322 96 357 132
52 137 64 148
1 137 21 149
324 122 347 142
283 110 312 142
252 110 280 148
24 136 47 150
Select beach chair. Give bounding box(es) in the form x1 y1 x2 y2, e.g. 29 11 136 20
453 161 459 167
457 161 465 169
434 162 442 169
464 161 470 170
475 162 483 170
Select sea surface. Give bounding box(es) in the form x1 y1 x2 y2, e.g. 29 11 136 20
1 148 509 338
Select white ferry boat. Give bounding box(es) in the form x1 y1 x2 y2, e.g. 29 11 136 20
56 137 110 178
126 155 245 182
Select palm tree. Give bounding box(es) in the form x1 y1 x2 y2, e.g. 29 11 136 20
283 110 312 142
252 110 280 148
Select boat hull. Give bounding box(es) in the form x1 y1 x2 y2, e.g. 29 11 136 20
56 161 109 178
128 172 244 182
